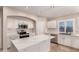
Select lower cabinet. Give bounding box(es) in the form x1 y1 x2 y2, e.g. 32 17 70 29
58 35 64 44
64 36 71 47
71 37 79 49
58 35 79 49
58 35 71 47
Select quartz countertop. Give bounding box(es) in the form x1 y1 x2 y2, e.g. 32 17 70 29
11 34 55 51
71 34 79 37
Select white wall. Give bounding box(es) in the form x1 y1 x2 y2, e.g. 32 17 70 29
0 9 3 49
75 17 79 34
36 17 47 34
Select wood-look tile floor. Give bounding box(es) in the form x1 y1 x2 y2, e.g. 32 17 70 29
50 43 79 52
0 43 79 52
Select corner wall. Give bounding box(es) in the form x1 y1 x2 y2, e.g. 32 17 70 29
36 17 47 35
0 9 3 49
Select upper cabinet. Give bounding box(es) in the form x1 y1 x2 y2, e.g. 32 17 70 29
28 22 34 29
7 17 34 29
47 20 57 28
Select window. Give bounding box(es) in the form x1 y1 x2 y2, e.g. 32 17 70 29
66 21 73 32
58 19 74 35
59 22 65 32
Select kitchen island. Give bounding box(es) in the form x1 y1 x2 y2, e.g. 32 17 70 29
11 34 54 52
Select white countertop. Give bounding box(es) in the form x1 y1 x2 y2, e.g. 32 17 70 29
45 32 58 34
71 34 79 37
11 34 55 51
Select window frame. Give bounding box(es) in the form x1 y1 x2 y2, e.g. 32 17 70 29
57 18 75 34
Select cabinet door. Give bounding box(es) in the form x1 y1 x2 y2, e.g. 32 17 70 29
28 23 33 29
71 37 79 49
58 35 65 44
58 35 71 47
48 20 56 28
64 36 71 47
58 35 62 44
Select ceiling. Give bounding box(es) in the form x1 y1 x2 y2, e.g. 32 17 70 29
9 6 79 19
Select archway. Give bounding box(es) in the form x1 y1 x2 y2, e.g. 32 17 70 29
6 16 36 50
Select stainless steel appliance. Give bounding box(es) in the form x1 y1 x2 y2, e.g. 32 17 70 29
50 34 58 44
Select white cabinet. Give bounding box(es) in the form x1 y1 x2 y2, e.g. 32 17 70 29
58 35 79 49
7 17 34 29
47 20 57 28
58 35 65 45
64 36 71 47
28 23 34 29
58 35 71 47
71 37 79 49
